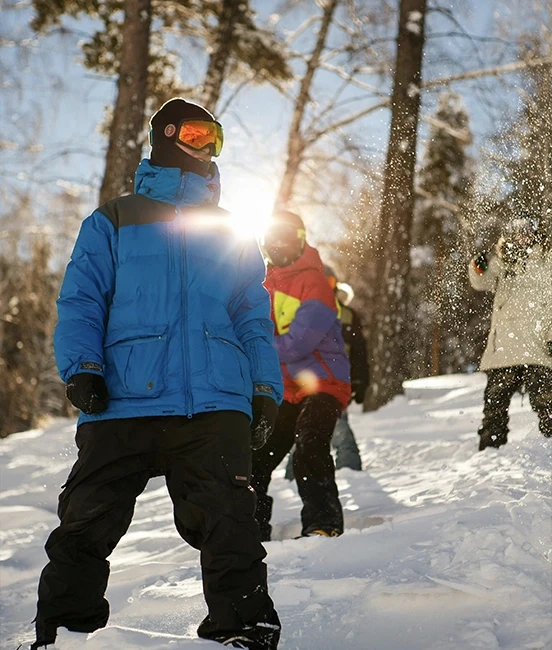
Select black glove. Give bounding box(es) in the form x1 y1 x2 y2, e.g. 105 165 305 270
473 253 488 273
351 380 367 405
251 395 278 450
66 373 109 415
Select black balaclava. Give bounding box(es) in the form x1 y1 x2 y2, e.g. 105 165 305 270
263 210 306 267
149 98 216 177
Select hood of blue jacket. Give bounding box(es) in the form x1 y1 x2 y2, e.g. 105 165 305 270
135 158 221 207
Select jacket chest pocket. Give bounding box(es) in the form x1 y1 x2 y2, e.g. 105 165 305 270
205 328 251 397
104 325 168 398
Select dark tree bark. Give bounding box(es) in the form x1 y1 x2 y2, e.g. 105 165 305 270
201 0 246 114
366 0 427 410
430 239 444 376
99 0 152 204
275 0 339 208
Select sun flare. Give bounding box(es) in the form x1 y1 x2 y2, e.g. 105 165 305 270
224 184 275 240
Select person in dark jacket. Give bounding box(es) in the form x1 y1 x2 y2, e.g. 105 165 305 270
285 267 368 476
251 210 351 541
30 98 283 650
324 266 368 469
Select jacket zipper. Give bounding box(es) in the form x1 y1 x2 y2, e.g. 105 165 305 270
117 334 164 346
168 211 176 271
177 178 193 418
181 231 193 418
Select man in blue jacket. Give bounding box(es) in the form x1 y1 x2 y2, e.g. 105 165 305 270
31 98 283 650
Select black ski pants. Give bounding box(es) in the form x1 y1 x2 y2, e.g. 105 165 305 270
482 365 552 438
251 393 343 541
33 412 279 646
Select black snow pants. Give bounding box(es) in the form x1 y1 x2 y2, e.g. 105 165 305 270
480 365 552 447
33 412 280 648
251 393 343 541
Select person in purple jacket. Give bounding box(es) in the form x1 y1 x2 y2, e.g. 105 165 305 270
251 210 351 541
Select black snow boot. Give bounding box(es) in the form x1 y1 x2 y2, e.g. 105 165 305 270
301 524 341 537
203 622 280 650
30 618 57 650
198 609 281 650
478 426 508 451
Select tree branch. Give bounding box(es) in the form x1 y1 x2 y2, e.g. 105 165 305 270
282 15 321 46
423 56 552 88
320 61 388 87
421 115 473 144
415 186 459 212
305 99 390 144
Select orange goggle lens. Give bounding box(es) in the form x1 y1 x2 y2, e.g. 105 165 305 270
177 120 224 157
326 275 337 290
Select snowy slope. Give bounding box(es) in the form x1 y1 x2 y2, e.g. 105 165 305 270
1 373 551 650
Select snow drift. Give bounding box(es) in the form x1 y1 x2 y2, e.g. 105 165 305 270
1 373 550 650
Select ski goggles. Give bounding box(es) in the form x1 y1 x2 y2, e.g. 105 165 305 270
263 223 306 247
176 119 224 157
326 275 337 290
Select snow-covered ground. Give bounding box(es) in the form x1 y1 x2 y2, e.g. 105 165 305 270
1 373 551 650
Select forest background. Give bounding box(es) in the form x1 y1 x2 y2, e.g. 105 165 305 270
1 0 551 437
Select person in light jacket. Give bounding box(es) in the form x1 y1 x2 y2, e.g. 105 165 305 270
469 216 552 451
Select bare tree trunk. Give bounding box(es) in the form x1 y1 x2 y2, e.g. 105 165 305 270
366 0 427 410
275 0 339 208
99 0 152 205
430 242 444 375
201 0 245 114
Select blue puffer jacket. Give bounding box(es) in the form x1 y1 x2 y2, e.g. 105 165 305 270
54 159 283 424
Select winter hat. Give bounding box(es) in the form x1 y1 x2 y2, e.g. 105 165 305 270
271 210 306 230
149 98 216 177
264 210 307 267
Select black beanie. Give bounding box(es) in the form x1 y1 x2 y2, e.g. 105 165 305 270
271 210 306 230
149 98 216 177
